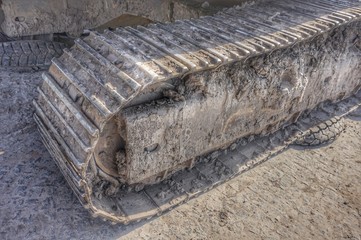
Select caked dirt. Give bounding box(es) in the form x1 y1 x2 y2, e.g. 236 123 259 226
0 68 360 239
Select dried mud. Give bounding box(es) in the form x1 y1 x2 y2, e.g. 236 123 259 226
0 65 360 239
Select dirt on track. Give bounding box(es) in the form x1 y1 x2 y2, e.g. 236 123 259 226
0 68 360 239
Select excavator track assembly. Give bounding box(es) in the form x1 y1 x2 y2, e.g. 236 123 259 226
33 0 361 223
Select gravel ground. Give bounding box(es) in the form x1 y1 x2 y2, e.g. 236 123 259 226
0 68 360 240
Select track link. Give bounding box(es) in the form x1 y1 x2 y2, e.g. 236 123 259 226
33 0 361 223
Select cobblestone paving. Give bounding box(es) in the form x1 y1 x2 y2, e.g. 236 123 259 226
0 68 360 240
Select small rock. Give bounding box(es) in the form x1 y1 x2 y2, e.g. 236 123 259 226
201 1 210 8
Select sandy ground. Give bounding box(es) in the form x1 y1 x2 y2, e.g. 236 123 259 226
0 68 360 240
123 114 361 240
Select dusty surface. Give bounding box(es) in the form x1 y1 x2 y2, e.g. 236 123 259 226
0 0 246 37
1 69 361 239
124 111 361 239
32 1 361 207
116 21 361 185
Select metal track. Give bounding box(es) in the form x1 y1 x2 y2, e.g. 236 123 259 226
33 0 361 223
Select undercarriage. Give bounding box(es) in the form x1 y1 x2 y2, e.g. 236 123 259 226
30 0 361 223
